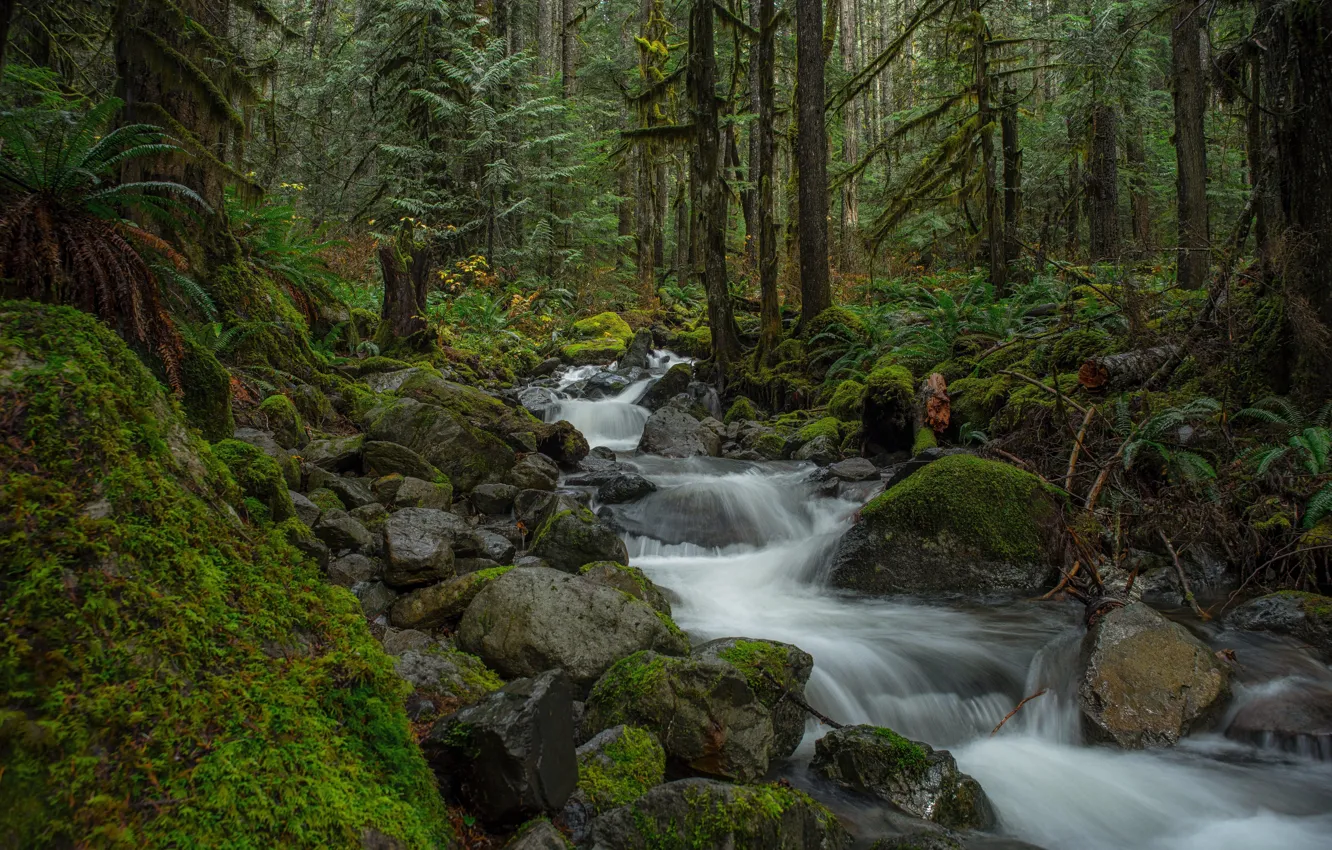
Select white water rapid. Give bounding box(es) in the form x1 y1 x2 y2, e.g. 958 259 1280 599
551 358 1332 850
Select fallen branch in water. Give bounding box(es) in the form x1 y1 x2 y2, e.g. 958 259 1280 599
1159 530 1209 620
990 689 1049 736
759 669 844 729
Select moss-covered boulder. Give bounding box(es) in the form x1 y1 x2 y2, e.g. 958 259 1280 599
572 725 666 820
365 397 515 492
395 369 541 441
536 420 591 468
639 363 693 411
389 566 515 630
458 568 688 693
212 437 297 523
531 504 629 572
692 638 813 761
828 379 866 422
811 725 994 830
830 454 1063 595
561 339 627 366
393 642 502 720
587 778 849 850
671 325 712 359
0 301 448 847
573 312 634 344
1227 591 1332 659
178 332 234 441
583 651 774 782
257 392 305 449
1080 602 1231 748
363 440 444 483
724 396 758 425
862 363 915 453
580 562 672 616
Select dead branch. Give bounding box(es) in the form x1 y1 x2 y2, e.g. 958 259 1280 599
1159 530 1209 620
990 689 1049 736
999 370 1089 415
1064 405 1097 493
759 669 844 729
1038 560 1081 600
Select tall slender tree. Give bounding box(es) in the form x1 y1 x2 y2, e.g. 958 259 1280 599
1171 0 1209 289
795 0 831 327
756 0 781 357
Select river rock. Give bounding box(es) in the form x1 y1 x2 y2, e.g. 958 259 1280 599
503 820 568 850
515 488 558 528
382 508 461 588
314 510 373 552
691 637 813 761
329 553 379 587
477 529 517 564
563 725 667 843
638 363 692 411
530 503 628 572
507 453 560 491
830 454 1061 596
290 490 321 527
794 434 840 465
587 778 849 850
618 328 655 372
395 643 500 717
581 371 632 400
458 568 688 691
393 476 453 510
1225 685 1332 757
637 406 721 458
365 397 515 492
1228 592 1332 659
355 580 396 620
324 475 375 509
472 483 519 515
811 725 995 830
362 440 442 482
516 386 559 418
829 457 878 481
424 669 577 826
380 628 433 656
595 473 657 504
536 420 590 468
579 562 672 616
303 434 364 473
1079 602 1230 748
583 651 774 781
390 568 512 630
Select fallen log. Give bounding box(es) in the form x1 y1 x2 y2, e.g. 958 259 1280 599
1078 345 1181 392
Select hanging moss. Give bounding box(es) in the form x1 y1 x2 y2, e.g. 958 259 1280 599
0 301 450 848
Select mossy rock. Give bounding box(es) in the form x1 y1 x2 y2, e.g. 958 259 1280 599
993 373 1081 432
212 438 297 524
291 382 334 427
797 417 843 443
1228 591 1332 659
395 369 540 438
830 454 1063 595
863 364 915 453
308 487 346 514
561 339 627 366
0 301 449 847
572 312 634 344
770 338 806 365
827 379 866 423
754 431 788 460
693 638 814 762
579 561 672 615
724 396 758 425
257 392 305 449
912 428 938 454
177 332 234 441
575 725 667 815
341 355 414 378
672 326 712 359
531 506 630 573
802 306 867 344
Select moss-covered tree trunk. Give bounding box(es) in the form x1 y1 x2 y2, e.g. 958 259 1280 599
375 246 430 351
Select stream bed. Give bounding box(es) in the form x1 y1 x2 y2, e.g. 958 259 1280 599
544 357 1332 850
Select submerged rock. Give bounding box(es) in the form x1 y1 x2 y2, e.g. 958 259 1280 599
583 651 774 782
587 778 849 850
458 568 688 691
596 473 657 504
1079 602 1230 748
811 725 995 830
830 454 1062 596
425 669 577 827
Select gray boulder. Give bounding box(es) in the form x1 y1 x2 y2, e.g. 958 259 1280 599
583 652 773 782
794 435 840 466
362 440 442 482
328 553 379 587
1228 592 1332 659
458 568 688 692
618 328 655 372
638 363 692 412
323 475 375 509
394 643 500 717
507 453 560 491
390 568 512 631
290 490 321 527
424 669 577 827
472 483 520 515
354 581 396 620
588 779 849 850
691 637 813 762
515 489 557 529
365 397 514 492
382 508 461 588
530 503 628 573
313 510 373 552
812 725 995 830
477 529 517 564
579 562 672 616
503 820 569 850
637 406 721 458
302 435 363 473
1079 602 1230 748
829 457 878 481
394 476 453 510
597 473 657 504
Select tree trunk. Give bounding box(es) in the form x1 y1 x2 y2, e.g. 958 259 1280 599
561 0 578 98
744 0 762 270
1078 345 1182 391
1125 114 1152 254
1065 117 1081 257
757 0 781 358
376 247 429 346
537 0 554 77
674 166 690 280
305 0 330 58
1001 83 1021 275
1268 0 1332 395
795 0 831 328
1171 0 1209 289
839 0 860 272
1086 103 1120 261
689 0 741 364
0 0 16 79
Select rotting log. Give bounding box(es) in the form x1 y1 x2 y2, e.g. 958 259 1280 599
1078 345 1181 391
915 373 951 434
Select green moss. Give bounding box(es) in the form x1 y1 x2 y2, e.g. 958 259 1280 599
625 782 839 848
573 312 634 344
870 727 929 777
770 338 806 364
828 380 866 422
177 332 235 441
1271 590 1332 620
561 339 627 366
673 326 712 359
947 373 1012 430
308 487 346 513
258 393 304 447
212 438 296 523
912 428 938 454
724 397 758 424
861 454 1061 563
341 356 414 378
0 301 450 848
993 373 1081 432
1051 328 1113 371
802 306 867 343
716 639 790 698
798 417 843 443
865 363 914 407
577 726 666 813
586 651 668 710
754 431 787 460
472 565 516 583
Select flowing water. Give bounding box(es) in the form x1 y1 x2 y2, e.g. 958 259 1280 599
551 359 1332 849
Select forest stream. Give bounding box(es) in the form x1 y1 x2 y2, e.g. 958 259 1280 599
547 355 1332 850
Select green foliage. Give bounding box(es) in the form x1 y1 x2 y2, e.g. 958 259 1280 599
226 190 346 321
0 301 448 848
1235 397 1332 527
1113 396 1221 492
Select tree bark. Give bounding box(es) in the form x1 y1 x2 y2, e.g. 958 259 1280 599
1001 83 1022 275
796 0 831 328
1125 114 1152 254
757 0 780 358
0 0 16 79
1171 0 1209 289
561 0 578 97
537 0 554 77
839 0 860 272
1086 103 1120 261
376 247 429 345
688 0 741 364
1065 117 1081 257
1078 345 1182 391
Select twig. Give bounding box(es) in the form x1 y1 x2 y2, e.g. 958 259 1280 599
990 689 1049 736
1038 560 1080 600
1159 530 1209 620
1064 405 1097 493
759 669 844 729
1084 439 1128 514
999 370 1089 415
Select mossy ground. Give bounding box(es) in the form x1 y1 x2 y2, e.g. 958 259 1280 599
0 302 449 848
